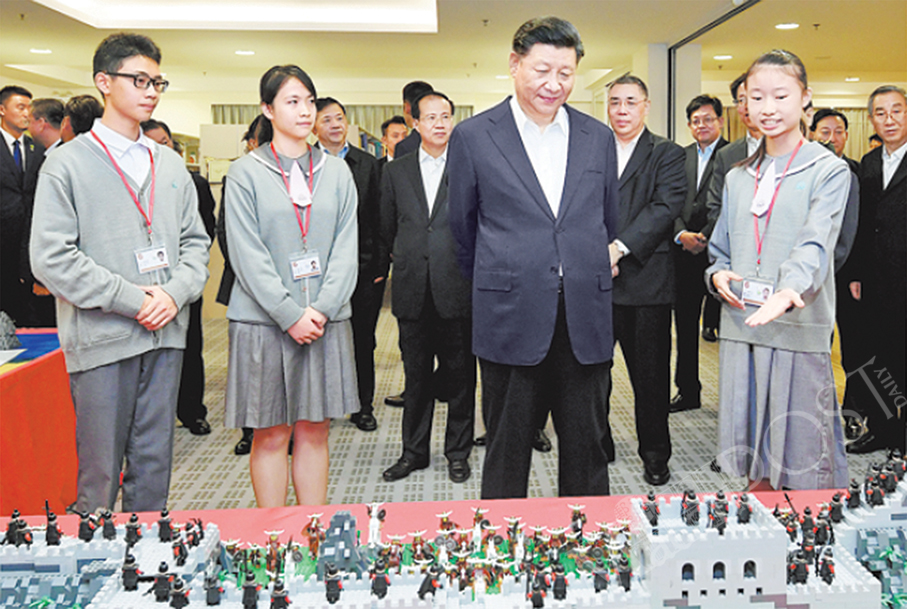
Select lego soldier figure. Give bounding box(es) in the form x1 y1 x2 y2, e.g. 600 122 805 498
152 562 173 603
829 493 845 523
170 576 190 609
2 510 20 545
882 463 898 493
787 550 808 584
617 554 632 591
868 479 885 506
569 504 587 536
737 493 753 524
552 563 568 600
814 513 833 546
802 528 817 562
819 548 835 584
324 562 343 605
122 553 142 591
681 490 700 526
592 558 610 592
710 491 729 535
78 511 96 542
889 449 907 482
846 479 862 509
528 579 546 608
270 579 291 609
800 506 815 536
125 513 143 546
158 509 173 543
242 570 261 609
204 574 223 606
185 520 201 548
172 535 189 567
418 562 444 600
370 558 391 599
13 516 33 548
45 512 62 546
100 509 116 540
643 491 660 528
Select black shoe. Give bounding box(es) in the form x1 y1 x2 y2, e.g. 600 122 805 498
701 327 718 342
448 459 471 483
533 429 552 453
382 456 429 482
474 434 487 446
185 417 211 436
643 464 671 486
350 412 378 432
669 393 701 413
384 394 404 407
234 429 253 456
846 433 889 455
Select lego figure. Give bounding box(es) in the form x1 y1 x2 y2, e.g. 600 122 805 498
681 490 700 526
642 491 660 528
242 570 261 609
411 530 429 562
383 534 404 572
2 510 19 545
169 576 190 609
270 579 291 609
592 558 609 592
185 519 201 547
737 493 753 524
122 553 142 591
785 514 799 543
159 509 173 543
829 493 845 523
172 535 189 567
125 513 143 546
802 528 816 562
418 562 444 600
800 506 815 536
787 550 808 584
528 579 546 608
552 563 568 600
846 479 861 509
889 449 907 482
882 463 898 493
78 511 96 542
302 514 325 559
868 479 885 506
819 548 835 584
45 512 62 546
569 504 587 536
152 562 173 603
617 554 632 591
14 516 33 547
204 575 224 606
709 501 728 535
324 562 343 605
100 509 116 540
366 502 385 547
370 558 391 599
264 530 283 573
814 513 833 546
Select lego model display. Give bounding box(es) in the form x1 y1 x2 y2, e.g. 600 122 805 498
3 461 907 608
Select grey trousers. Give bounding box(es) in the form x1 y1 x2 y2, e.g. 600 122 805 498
69 348 183 513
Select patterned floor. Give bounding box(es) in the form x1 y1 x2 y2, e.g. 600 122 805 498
166 291 874 510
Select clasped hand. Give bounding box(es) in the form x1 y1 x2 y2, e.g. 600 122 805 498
135 285 178 331
288 307 327 345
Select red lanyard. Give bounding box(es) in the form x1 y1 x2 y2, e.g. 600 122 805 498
752 138 803 266
91 130 155 237
270 142 314 242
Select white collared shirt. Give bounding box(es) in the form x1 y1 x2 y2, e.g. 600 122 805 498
1 126 27 172
746 132 762 156
696 138 720 188
88 118 154 186
616 130 644 179
419 145 447 215
509 96 569 218
882 141 907 189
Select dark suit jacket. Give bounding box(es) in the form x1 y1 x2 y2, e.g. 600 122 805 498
703 136 748 238
0 134 45 285
853 147 906 319
613 128 687 306
448 99 620 366
394 130 421 159
342 145 382 282
675 137 728 236
378 151 470 321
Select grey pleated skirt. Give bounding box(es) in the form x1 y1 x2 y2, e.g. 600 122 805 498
716 340 848 490
224 320 359 428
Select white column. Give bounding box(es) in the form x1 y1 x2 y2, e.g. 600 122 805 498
675 44 703 147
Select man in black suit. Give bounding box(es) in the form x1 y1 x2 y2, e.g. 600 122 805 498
605 74 686 486
0 85 50 327
670 95 727 414
379 91 475 483
810 109 859 173
449 17 619 499
846 85 907 454
392 81 433 161
29 98 64 154
378 115 408 170
314 97 385 432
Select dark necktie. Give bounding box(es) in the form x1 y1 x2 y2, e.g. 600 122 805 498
12 140 22 172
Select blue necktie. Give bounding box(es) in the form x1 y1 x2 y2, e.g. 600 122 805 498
12 140 22 172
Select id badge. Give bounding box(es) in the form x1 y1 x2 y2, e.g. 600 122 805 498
742 277 774 306
290 250 321 280
135 245 169 274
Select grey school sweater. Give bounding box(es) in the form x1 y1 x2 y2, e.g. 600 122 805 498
30 133 210 373
706 141 850 353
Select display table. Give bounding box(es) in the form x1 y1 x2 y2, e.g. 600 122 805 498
0 329 77 515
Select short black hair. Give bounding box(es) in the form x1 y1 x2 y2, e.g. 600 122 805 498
686 94 723 121
730 73 747 100
869 133 882 144
411 91 454 120
64 95 104 136
381 115 407 136
867 85 907 113
260 65 316 106
609 73 648 98
0 85 33 105
402 81 433 106
30 98 64 128
140 118 172 138
512 16 584 62
243 114 272 145
315 97 346 115
93 33 161 77
810 108 848 132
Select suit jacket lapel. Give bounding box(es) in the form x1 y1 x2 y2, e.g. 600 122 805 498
619 128 651 188
487 101 555 222
557 107 592 225
428 169 448 224
404 153 431 222
885 152 907 193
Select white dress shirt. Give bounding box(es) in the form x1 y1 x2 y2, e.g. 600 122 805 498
419 145 447 215
88 118 154 186
1 126 27 172
696 138 720 188
882 141 907 189
616 130 644 179
509 96 569 218
746 132 762 156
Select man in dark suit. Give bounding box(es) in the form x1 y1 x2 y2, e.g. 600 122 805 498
605 74 686 486
314 97 385 432
846 85 907 454
392 81 433 161
449 17 619 499
0 85 49 327
379 91 475 483
378 115 408 171
670 95 727 413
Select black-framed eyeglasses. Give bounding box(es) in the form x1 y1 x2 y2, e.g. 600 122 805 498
106 72 169 93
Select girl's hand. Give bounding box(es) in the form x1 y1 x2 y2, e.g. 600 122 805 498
288 307 327 345
745 288 804 327
712 270 746 310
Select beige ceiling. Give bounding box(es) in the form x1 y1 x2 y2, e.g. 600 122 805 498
1 0 905 98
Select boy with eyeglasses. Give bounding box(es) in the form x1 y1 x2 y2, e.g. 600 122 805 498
30 33 210 513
